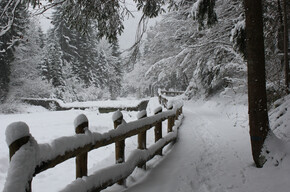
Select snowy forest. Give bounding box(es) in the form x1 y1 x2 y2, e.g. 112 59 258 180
0 0 290 191
0 0 123 106
0 0 289 108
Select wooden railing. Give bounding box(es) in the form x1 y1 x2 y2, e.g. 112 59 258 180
3 104 183 192
158 90 184 109
160 90 184 96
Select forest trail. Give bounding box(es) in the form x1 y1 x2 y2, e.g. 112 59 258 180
120 101 252 192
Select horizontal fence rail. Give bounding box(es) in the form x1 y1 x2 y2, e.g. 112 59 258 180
3 103 183 192
160 90 184 96
158 90 184 109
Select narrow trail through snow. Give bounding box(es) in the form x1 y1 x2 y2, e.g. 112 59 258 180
121 101 252 192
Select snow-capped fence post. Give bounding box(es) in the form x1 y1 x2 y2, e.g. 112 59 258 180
154 107 163 156
167 104 174 133
113 110 126 185
137 110 147 170
6 122 32 192
74 114 89 179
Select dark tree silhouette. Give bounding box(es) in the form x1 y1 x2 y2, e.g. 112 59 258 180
244 0 270 168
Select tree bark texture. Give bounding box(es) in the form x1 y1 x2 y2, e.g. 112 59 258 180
283 0 289 93
244 0 270 168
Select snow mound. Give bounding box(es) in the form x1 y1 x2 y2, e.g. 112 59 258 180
112 110 123 122
167 101 173 109
269 94 290 141
74 114 88 129
265 94 290 166
5 122 30 146
173 100 183 109
263 131 290 167
137 110 147 119
154 106 162 114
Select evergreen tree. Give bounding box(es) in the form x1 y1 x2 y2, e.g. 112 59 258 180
8 19 51 99
52 6 79 74
41 5 123 101
108 41 122 99
125 0 244 97
76 31 96 86
42 29 64 87
0 0 28 102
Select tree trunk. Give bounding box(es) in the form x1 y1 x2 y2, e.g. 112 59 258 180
283 0 289 93
244 0 270 168
277 0 284 51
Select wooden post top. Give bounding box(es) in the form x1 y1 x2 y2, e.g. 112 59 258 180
6 122 31 160
113 110 123 128
74 114 89 134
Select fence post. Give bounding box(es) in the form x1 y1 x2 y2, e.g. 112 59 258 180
154 107 163 156
175 107 179 120
167 105 174 133
6 122 32 192
74 114 89 179
113 110 125 185
137 110 147 170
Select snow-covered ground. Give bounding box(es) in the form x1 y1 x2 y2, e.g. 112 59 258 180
118 98 290 192
1 96 290 192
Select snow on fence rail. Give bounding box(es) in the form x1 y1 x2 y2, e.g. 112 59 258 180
160 90 184 96
3 102 183 192
158 90 184 109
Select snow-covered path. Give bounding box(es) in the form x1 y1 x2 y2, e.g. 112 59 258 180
1 98 289 192
121 101 253 192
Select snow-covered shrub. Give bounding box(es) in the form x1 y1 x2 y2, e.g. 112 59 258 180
266 81 285 108
0 99 27 114
8 78 53 99
269 94 290 141
51 80 111 103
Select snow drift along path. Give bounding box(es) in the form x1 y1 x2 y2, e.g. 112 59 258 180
120 100 255 192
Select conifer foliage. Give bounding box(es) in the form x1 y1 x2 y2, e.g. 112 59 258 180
125 0 245 98
41 6 123 102
8 19 51 100
0 0 28 102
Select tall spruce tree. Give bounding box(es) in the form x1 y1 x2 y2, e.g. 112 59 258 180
41 5 123 101
0 0 28 102
42 27 64 88
8 19 51 99
107 41 123 99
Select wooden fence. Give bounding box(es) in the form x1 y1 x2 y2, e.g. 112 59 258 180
160 90 184 97
4 104 183 192
158 90 184 109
